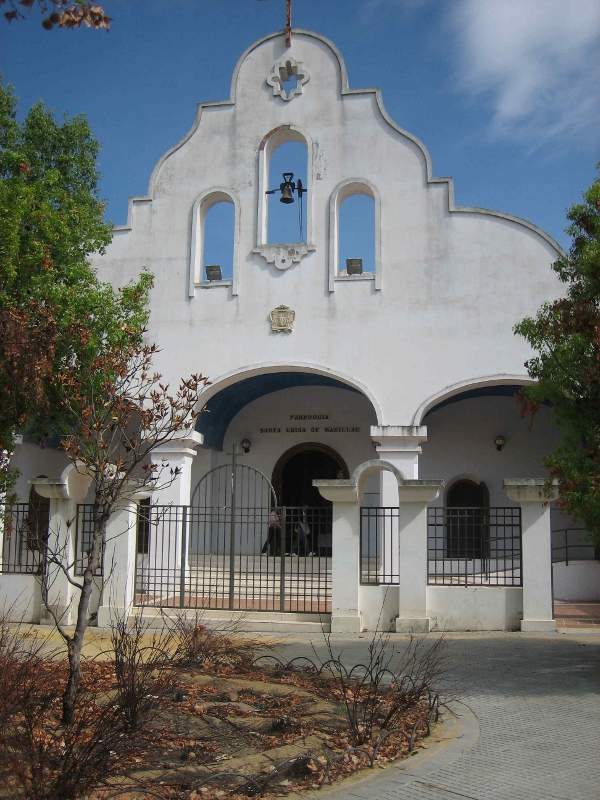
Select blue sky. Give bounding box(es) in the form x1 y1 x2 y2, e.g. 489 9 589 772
2 0 599 251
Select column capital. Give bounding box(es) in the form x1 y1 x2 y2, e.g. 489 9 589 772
398 479 444 504
503 478 559 504
313 479 358 504
151 431 204 460
31 462 91 502
370 425 428 452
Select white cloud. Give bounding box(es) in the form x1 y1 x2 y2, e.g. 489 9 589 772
448 0 600 146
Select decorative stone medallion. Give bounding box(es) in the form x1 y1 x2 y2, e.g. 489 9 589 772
270 305 295 333
253 244 315 271
266 58 310 101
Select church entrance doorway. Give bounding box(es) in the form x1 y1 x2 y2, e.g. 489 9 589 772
272 444 348 557
273 443 349 507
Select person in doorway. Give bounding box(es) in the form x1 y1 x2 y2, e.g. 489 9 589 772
293 508 311 556
262 509 282 556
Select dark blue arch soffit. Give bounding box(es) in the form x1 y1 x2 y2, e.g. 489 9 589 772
423 385 528 419
196 372 361 450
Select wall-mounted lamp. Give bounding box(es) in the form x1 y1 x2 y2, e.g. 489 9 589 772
240 438 252 454
494 435 506 452
205 264 222 281
346 258 363 275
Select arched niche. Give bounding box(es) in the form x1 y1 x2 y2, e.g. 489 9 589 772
189 188 239 297
254 126 316 270
329 179 381 292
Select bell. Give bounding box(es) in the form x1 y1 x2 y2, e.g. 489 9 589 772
280 183 294 204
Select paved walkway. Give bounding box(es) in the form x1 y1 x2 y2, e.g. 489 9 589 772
271 630 600 800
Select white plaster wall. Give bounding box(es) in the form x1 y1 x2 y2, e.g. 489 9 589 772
428 586 523 631
0 575 41 623
359 584 399 631
553 562 600 602
89 30 564 428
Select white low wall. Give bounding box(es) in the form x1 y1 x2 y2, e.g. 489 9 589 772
0 574 41 623
427 585 523 631
0 574 101 625
553 561 600 602
359 584 399 631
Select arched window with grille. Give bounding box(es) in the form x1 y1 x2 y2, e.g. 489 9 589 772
446 479 490 559
27 480 49 552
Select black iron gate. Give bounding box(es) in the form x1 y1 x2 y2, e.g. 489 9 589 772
135 462 331 613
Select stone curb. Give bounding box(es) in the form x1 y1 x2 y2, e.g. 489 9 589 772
303 700 480 799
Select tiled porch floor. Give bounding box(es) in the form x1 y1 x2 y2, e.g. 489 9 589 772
555 600 600 627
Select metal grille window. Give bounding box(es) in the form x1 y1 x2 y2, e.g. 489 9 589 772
136 497 151 555
360 506 399 585
27 487 49 553
428 506 521 586
1 502 43 574
75 504 103 577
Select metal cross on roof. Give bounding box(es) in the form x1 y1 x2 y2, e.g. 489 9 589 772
285 0 292 48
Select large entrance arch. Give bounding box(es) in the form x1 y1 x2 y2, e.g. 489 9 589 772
195 364 382 451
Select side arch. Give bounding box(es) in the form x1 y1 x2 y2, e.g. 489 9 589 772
352 459 404 493
411 374 535 426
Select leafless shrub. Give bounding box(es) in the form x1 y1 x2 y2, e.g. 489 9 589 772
0 603 57 728
0 656 131 800
109 613 174 730
165 611 267 672
315 629 447 749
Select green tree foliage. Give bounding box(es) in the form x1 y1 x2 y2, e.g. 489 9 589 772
515 168 600 543
0 80 151 469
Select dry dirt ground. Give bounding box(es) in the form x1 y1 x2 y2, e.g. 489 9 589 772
4 624 443 799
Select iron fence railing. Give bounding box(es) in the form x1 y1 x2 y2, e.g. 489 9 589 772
360 506 400 584
360 506 522 588
428 507 522 586
552 528 599 565
134 504 332 613
0 502 44 574
75 504 103 576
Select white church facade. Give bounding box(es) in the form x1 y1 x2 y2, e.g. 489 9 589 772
3 29 599 632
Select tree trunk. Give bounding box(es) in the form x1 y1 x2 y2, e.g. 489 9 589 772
61 511 106 725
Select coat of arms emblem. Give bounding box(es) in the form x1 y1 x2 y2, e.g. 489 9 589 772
269 305 295 333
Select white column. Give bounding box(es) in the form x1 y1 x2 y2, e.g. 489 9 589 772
41 495 76 625
314 480 361 633
150 431 203 506
371 426 428 506
33 465 91 626
147 433 203 603
97 500 138 627
396 480 443 633
504 479 559 632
